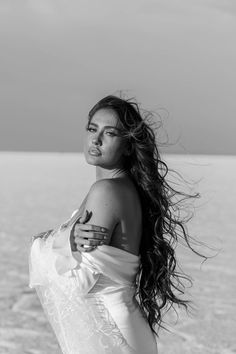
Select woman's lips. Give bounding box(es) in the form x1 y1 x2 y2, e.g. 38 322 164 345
89 148 102 156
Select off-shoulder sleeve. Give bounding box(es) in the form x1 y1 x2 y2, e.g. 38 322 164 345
28 230 136 354
29 230 101 295
28 210 139 354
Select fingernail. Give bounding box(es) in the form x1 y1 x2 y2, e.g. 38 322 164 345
101 228 106 232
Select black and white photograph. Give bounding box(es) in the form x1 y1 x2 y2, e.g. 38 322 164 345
0 1 235 353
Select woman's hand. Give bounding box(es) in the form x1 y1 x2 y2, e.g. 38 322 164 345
70 211 109 252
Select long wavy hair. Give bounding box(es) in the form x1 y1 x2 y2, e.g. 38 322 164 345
87 94 206 335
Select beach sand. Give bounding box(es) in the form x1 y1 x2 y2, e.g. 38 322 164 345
0 152 235 354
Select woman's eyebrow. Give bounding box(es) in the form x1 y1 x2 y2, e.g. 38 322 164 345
89 122 122 131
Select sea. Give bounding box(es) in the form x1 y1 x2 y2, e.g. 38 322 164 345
0 152 235 354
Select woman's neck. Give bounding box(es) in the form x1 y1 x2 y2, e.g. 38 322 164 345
95 166 127 181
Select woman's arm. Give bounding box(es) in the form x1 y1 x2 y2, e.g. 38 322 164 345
73 179 120 250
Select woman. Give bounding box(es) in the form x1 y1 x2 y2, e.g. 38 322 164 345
29 95 202 354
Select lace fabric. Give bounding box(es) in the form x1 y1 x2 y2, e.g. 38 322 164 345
34 282 135 354
28 209 158 354
29 216 136 353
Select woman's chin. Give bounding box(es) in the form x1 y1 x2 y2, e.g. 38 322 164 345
85 155 101 165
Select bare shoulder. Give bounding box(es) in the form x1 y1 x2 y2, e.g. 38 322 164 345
85 178 131 220
81 179 122 243
90 178 118 191
88 177 140 215
88 178 122 201
84 177 142 253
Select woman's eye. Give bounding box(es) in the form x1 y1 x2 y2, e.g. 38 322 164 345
87 127 96 132
86 127 116 136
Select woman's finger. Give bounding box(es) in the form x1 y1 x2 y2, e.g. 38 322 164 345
69 210 92 228
74 229 108 240
74 237 104 247
76 245 95 252
75 223 108 234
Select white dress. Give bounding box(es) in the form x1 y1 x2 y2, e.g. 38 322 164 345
28 210 158 354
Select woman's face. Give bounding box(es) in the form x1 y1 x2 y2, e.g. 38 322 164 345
83 108 127 169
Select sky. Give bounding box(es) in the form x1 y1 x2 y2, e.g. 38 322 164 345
0 0 235 155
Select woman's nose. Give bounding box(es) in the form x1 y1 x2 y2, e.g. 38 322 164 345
92 134 102 145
